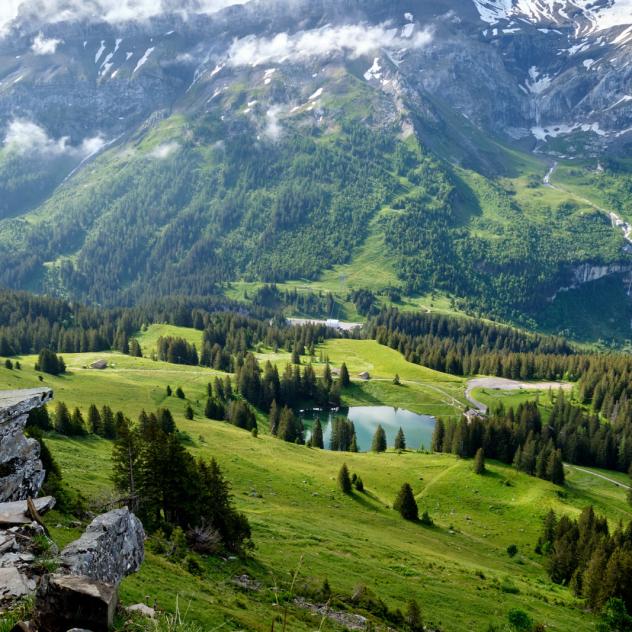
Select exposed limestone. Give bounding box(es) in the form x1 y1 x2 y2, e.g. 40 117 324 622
0 389 53 503
35 574 118 632
0 497 56 527
59 508 145 585
0 567 33 602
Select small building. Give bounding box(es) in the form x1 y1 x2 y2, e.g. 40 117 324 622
90 359 108 370
358 371 370 381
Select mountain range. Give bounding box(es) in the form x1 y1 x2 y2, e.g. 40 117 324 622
0 0 631 341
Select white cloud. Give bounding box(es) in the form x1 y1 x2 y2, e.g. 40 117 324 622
0 0 249 33
148 142 180 159
226 23 433 67
263 106 283 141
31 32 62 54
4 119 105 158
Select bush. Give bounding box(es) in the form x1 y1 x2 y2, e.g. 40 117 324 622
507 608 532 631
420 510 433 526
507 544 518 558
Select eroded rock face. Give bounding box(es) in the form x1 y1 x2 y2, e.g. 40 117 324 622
35 574 118 632
0 389 53 503
60 508 145 585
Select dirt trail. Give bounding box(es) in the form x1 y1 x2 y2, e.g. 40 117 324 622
565 464 631 490
544 161 632 245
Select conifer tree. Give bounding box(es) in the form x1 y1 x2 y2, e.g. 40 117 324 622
175 387 185 400
431 418 445 452
547 449 565 486
405 599 424 632
268 400 280 435
394 483 418 521
112 417 141 511
101 405 116 439
628 464 632 506
371 425 387 453
54 402 72 435
474 447 486 474
185 404 194 420
71 407 86 436
311 419 324 449
340 362 350 387
87 404 102 435
354 476 364 492
166 385 172 397
349 433 358 453
394 427 406 451
338 463 352 494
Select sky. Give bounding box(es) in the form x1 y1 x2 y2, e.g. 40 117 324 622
0 0 250 32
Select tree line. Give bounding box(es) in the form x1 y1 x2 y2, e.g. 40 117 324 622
538 506 632 615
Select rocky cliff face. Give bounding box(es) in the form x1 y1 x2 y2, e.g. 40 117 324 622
0 389 53 503
0 0 629 162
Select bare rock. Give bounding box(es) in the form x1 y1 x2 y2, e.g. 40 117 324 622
126 603 156 618
60 508 145 585
35 574 117 632
0 567 31 603
0 497 56 527
0 389 53 503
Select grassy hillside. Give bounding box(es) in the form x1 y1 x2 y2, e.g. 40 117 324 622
1 338 630 630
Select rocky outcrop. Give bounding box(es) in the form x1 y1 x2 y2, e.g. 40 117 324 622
0 389 53 503
35 574 118 632
59 508 145 585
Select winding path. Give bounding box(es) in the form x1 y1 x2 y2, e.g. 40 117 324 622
465 377 571 414
564 464 631 490
544 161 632 245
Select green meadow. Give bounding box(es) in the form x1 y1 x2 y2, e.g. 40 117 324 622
0 334 628 630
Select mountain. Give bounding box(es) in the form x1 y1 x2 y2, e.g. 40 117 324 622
0 0 631 340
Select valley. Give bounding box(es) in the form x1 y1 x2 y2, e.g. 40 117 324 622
1 328 630 631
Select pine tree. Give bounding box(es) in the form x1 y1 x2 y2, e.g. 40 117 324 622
129 339 143 357
71 408 86 436
371 425 387 453
349 434 358 453
340 362 350 387
547 449 565 486
311 419 324 449
54 402 72 435
111 417 141 511
101 405 116 439
354 476 364 492
394 427 406 451
338 463 352 494
405 599 424 632
175 387 185 399
185 404 194 420
394 483 418 521
166 385 172 397
269 400 280 435
474 447 486 474
432 418 445 452
628 464 632 506
87 404 101 435
393 373 401 386
291 347 301 365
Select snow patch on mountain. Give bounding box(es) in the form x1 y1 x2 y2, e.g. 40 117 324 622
472 0 632 34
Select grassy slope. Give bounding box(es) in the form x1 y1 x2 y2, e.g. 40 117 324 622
1 337 630 630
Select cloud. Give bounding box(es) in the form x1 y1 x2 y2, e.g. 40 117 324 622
148 142 180 159
263 106 283 141
4 119 105 158
31 32 62 54
0 0 249 33
227 23 433 67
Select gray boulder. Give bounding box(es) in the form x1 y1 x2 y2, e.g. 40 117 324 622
0 389 53 503
0 496 56 527
35 574 117 632
60 508 145 585
0 567 34 602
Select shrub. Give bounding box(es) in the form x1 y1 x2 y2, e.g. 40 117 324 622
507 544 518 557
